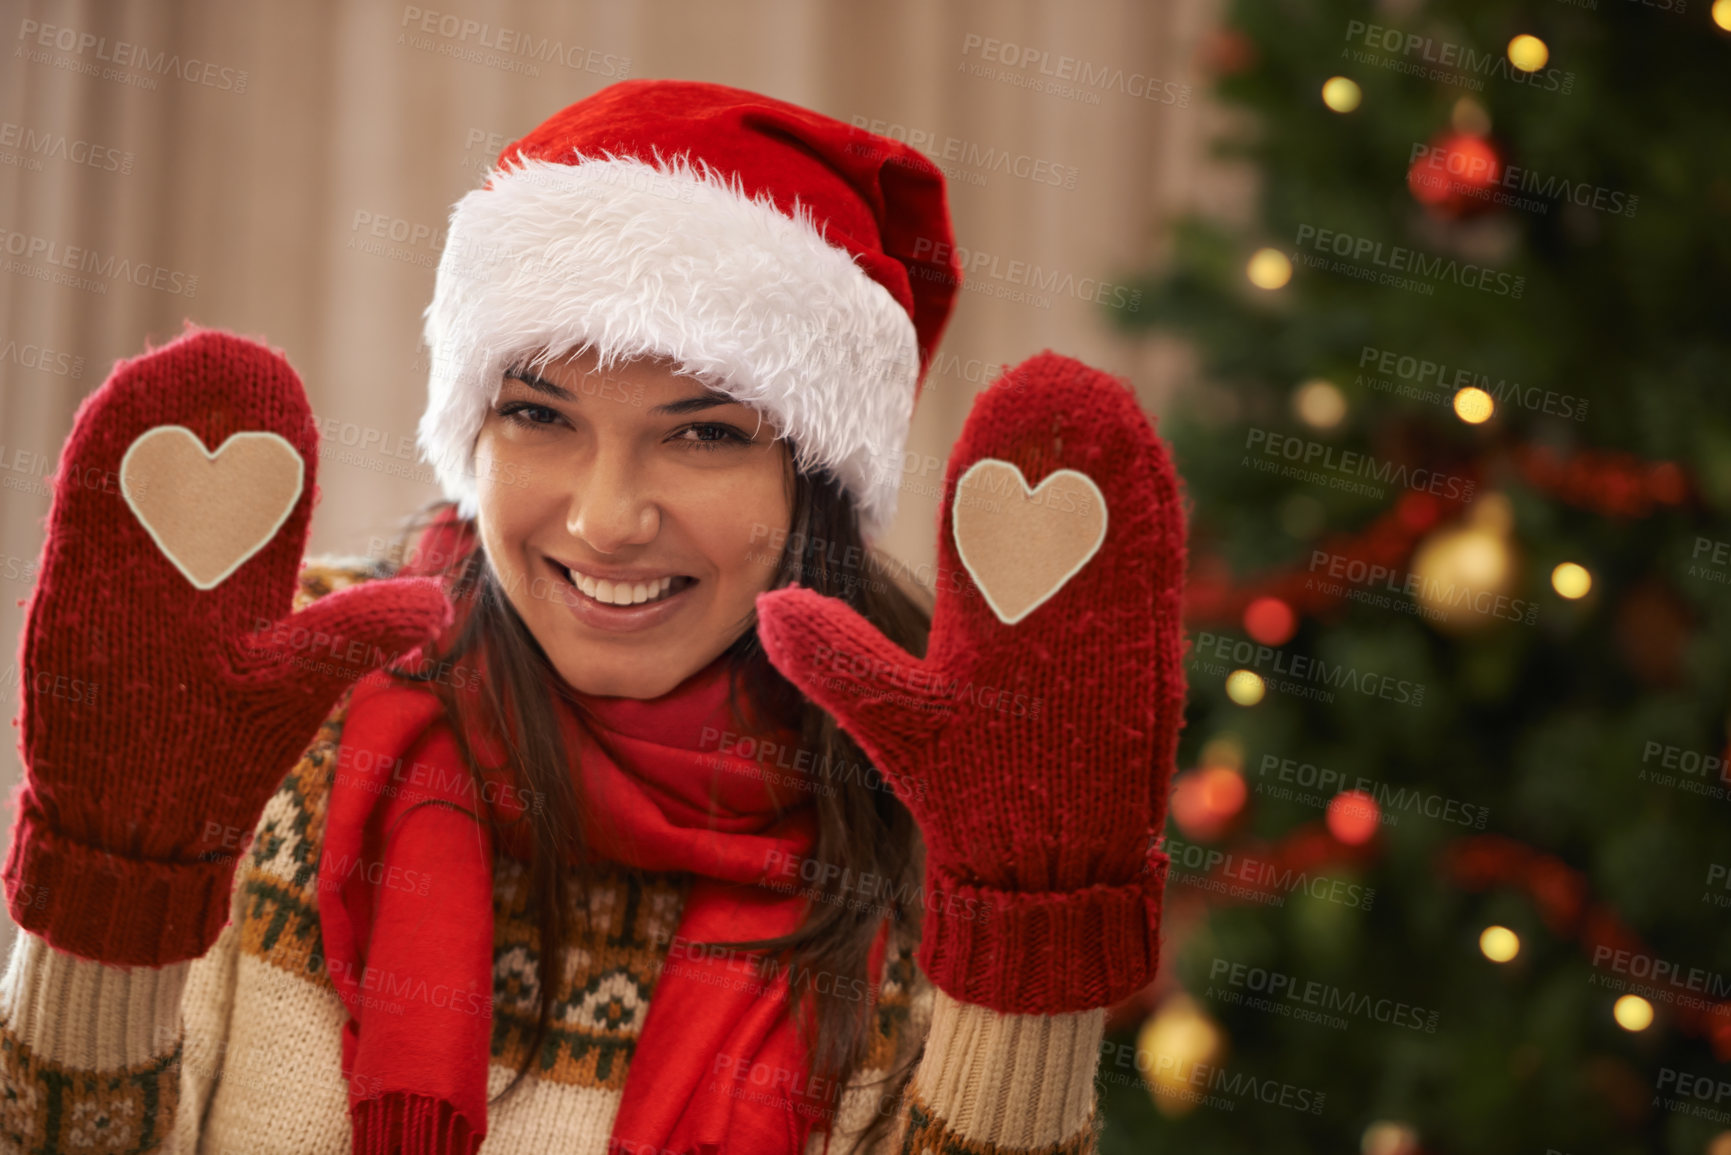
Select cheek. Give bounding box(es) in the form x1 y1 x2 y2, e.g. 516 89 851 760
684 466 792 592
475 427 562 504
472 432 547 571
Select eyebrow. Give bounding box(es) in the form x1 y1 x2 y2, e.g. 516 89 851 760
504 367 739 416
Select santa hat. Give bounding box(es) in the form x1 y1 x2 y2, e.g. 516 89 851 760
419 78 962 540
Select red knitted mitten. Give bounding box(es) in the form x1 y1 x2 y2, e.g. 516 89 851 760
2 327 452 968
754 351 1187 1015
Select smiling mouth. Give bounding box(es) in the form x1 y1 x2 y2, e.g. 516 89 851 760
556 562 696 607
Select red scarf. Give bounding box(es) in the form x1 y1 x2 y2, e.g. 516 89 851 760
317 515 888 1154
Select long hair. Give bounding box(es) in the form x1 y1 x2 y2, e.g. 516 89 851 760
375 454 932 1154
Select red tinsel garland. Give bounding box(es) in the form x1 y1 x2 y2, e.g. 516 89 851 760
1184 446 1693 628
1442 833 1731 1059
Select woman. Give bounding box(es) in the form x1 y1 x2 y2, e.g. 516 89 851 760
0 79 1187 1154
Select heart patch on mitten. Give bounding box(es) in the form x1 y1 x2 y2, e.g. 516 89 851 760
120 425 304 590
952 458 1107 625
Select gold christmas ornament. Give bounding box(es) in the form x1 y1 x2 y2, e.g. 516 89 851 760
1407 493 1523 633
1136 993 1227 1117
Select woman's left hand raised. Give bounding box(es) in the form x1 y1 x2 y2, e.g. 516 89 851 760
754 350 1189 1015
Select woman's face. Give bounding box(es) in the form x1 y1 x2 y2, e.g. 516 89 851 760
472 347 794 699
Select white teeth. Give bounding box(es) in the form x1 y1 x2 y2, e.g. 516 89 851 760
564 567 679 607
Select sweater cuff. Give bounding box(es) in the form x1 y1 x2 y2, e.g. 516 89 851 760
909 988 1105 1149
0 929 190 1068
918 848 1168 1016
2 805 239 969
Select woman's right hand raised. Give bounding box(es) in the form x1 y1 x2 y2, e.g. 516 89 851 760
1 327 454 968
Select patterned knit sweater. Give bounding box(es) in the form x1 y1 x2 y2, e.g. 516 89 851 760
0 558 1108 1154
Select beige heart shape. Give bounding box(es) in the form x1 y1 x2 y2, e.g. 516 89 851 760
120 425 304 590
952 458 1107 625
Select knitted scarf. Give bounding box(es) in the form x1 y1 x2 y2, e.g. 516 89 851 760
317 516 888 1154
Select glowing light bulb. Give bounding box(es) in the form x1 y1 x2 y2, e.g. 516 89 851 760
1551 562 1592 599
1247 248 1292 290
1453 387 1494 424
1507 34 1549 72
1613 994 1654 1031
1294 379 1347 429
1225 669 1266 706
1479 925 1520 962
1322 76 1362 112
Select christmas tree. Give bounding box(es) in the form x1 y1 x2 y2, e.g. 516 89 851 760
1096 2 1731 1152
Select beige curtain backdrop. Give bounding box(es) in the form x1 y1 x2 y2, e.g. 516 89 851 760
0 0 1242 946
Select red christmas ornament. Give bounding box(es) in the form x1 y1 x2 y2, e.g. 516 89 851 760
1407 131 1502 219
1326 789 1381 845
1170 766 1248 842
1243 596 1297 645
1202 27 1257 76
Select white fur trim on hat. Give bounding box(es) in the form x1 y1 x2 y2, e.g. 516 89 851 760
418 151 920 539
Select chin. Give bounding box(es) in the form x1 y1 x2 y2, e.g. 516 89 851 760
558 658 689 701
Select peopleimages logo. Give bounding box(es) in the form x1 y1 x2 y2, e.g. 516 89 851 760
909 235 1143 312
1342 20 1575 95
0 120 134 175
396 6 630 78
1654 1068 1731 1128
847 116 1080 190
1357 345 1589 422
1305 547 1539 626
1095 1040 1328 1116
1639 739 1730 798
1255 754 1492 829
1190 630 1426 708
1206 958 1441 1033
1407 142 1637 219
0 337 83 379
0 227 199 297
958 34 1192 107
1244 427 1476 502
1294 224 1526 299
15 19 250 92
1687 537 1731 589
1163 836 1378 910
1590 944 1731 1001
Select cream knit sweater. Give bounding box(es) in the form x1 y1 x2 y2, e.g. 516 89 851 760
0 559 1108 1154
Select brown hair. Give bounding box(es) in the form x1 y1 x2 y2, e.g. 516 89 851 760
377 457 932 1153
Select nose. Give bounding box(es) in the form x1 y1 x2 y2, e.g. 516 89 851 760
565 442 660 553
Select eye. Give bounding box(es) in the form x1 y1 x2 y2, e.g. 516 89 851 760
672 422 753 452
494 401 563 429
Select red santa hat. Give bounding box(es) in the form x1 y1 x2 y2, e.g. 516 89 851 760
419 78 963 539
